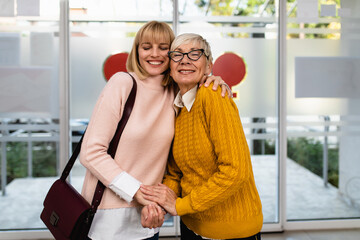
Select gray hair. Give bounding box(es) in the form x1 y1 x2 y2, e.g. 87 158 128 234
170 33 213 63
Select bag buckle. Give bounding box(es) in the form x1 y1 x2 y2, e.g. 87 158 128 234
50 211 59 226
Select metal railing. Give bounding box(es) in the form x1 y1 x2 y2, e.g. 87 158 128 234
0 118 87 196
1 116 360 195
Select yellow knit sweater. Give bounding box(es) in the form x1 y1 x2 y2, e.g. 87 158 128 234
163 84 263 239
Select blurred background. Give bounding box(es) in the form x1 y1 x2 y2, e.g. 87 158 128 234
0 0 359 239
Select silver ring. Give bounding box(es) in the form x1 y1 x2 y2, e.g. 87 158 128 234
220 82 233 98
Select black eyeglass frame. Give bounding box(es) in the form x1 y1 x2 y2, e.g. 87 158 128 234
168 49 208 62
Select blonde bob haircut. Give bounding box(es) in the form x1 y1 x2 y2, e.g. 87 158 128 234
170 33 213 64
126 21 175 87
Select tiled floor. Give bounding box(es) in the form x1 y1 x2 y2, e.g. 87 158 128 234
160 229 360 240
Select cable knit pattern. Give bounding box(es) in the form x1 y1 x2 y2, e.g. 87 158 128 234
163 83 263 239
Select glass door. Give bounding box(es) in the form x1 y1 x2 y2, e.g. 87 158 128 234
285 0 360 227
0 0 61 236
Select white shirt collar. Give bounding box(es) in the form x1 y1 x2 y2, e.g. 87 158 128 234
173 85 198 114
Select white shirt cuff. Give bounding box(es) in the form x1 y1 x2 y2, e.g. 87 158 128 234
109 172 141 203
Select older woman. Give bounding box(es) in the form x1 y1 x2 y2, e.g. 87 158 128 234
141 33 263 240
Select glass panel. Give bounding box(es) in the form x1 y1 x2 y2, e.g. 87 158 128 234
0 0 60 230
68 0 176 235
286 0 360 221
178 0 280 224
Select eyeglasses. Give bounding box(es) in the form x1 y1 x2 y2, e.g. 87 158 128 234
168 49 208 62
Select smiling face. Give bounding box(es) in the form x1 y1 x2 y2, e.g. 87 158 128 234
170 42 212 95
138 38 170 77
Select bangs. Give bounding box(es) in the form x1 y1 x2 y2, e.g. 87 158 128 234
140 25 172 45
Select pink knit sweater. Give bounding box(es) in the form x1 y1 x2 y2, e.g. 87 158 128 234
80 72 175 209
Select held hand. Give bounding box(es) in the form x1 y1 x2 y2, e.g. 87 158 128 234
134 189 153 206
140 184 178 216
199 75 232 98
141 204 165 229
